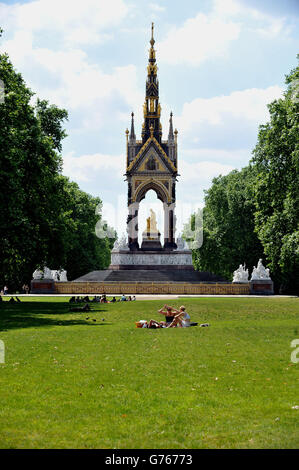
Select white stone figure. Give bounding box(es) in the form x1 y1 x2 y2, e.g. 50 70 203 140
43 266 53 279
59 270 68 282
250 259 271 280
232 264 249 283
118 233 129 250
176 235 189 251
32 269 43 280
176 236 185 250
112 239 119 251
51 270 59 281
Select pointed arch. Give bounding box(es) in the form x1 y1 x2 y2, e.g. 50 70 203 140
135 180 169 204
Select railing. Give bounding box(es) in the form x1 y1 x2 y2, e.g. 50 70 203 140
54 282 250 295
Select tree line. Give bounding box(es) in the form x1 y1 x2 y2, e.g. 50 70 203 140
184 58 299 295
0 29 114 290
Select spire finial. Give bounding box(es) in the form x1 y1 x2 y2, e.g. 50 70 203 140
168 111 174 141
150 22 155 47
130 111 136 141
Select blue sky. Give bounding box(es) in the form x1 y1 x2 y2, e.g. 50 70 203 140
0 0 298 239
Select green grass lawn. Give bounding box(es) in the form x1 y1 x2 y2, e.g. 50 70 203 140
0 296 298 449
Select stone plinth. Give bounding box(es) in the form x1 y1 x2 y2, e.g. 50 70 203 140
141 230 162 251
110 249 193 270
250 279 274 295
30 279 55 294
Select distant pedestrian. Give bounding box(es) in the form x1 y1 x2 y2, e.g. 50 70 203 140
3 286 8 295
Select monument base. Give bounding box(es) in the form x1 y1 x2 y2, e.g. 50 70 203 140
30 279 55 294
109 249 193 270
250 279 274 295
140 240 163 251
140 231 162 251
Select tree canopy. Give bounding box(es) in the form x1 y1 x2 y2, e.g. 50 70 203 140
251 60 299 294
0 42 114 290
184 166 264 281
184 58 299 294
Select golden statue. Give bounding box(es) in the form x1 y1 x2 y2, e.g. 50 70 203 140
146 209 158 233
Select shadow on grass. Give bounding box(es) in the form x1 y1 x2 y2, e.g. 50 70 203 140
0 301 110 332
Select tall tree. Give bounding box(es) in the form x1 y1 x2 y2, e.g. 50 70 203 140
47 175 115 281
0 52 64 287
251 59 299 294
0 36 114 289
184 166 265 281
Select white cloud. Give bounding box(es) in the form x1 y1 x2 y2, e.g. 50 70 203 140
63 152 124 182
176 85 283 139
0 0 139 126
182 147 251 164
179 159 234 184
213 0 290 38
1 37 143 126
0 0 129 46
157 12 241 66
157 0 291 67
149 3 165 12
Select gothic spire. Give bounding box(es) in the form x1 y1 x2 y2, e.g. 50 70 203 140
129 112 136 141
142 23 161 143
168 111 174 142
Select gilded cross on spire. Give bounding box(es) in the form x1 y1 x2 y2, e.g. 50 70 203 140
150 22 155 47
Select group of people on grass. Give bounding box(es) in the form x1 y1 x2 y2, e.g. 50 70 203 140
137 304 196 329
69 294 136 304
69 295 110 304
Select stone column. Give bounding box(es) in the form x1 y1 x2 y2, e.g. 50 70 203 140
127 202 139 250
163 202 177 250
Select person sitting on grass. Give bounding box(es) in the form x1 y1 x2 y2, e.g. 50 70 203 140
158 304 178 326
167 306 191 328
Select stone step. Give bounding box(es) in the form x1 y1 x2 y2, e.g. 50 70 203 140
73 270 228 283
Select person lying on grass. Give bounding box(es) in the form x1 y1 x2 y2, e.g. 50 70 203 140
141 319 167 329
